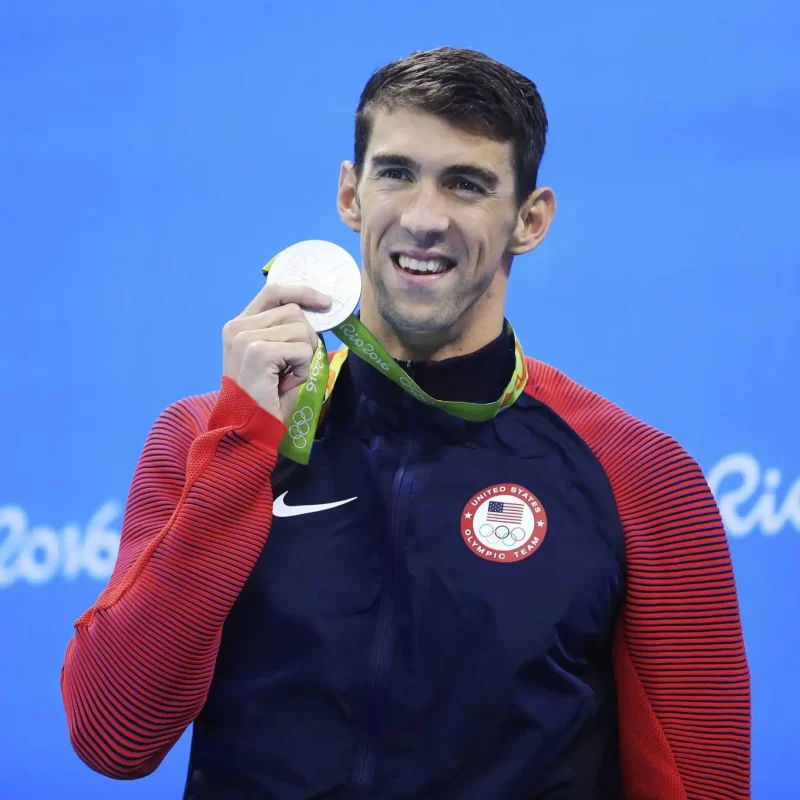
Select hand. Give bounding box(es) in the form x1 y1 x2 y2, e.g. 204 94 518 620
222 284 331 423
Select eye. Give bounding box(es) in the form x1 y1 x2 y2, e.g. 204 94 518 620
448 178 485 195
377 168 410 181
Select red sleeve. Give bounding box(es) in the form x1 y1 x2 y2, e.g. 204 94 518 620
525 358 751 800
60 376 286 779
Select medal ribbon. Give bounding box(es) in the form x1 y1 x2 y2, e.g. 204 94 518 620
262 257 528 464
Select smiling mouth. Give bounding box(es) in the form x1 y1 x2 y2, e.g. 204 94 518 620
392 253 456 276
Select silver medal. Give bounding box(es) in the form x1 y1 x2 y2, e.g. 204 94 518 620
267 240 362 332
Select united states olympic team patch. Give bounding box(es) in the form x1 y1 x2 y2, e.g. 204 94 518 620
461 484 548 563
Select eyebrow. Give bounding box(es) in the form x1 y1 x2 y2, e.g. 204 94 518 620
369 153 500 191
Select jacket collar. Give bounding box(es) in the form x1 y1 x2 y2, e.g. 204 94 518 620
345 323 516 411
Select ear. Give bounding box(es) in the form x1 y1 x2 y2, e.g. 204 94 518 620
507 186 557 256
337 161 362 233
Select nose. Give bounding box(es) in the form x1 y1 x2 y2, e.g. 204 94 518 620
399 180 450 246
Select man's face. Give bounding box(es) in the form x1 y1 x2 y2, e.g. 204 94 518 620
339 108 525 346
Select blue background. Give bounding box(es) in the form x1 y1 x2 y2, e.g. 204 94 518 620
1 1 798 797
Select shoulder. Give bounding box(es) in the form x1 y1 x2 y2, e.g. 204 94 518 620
523 357 719 544
524 355 698 476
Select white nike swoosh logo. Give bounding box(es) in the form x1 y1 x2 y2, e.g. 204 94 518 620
272 491 357 518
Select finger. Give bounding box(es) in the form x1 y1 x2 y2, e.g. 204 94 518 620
231 321 318 352
224 305 319 352
279 341 316 383
239 282 331 319
245 340 315 383
278 371 307 395
228 303 309 334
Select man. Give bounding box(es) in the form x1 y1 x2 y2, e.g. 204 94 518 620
61 48 751 798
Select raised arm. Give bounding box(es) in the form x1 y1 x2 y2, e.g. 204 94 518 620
61 379 285 778
61 280 332 778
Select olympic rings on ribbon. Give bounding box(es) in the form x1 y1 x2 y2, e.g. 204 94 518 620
287 406 313 449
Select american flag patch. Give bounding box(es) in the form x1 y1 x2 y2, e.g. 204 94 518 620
486 501 524 524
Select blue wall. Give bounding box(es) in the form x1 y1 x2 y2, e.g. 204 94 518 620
1 1 798 796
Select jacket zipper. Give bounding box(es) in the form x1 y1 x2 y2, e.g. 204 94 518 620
353 433 415 790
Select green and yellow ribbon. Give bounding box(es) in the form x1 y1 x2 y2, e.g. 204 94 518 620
263 256 528 464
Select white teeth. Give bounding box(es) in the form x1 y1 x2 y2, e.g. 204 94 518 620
397 255 450 274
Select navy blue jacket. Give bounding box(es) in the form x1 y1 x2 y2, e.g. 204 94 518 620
63 326 750 799
186 330 626 798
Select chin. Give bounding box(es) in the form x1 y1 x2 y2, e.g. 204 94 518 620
381 305 455 337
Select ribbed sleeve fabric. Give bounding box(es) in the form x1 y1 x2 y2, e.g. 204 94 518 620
61 376 285 779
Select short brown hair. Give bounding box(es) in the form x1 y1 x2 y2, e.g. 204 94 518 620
354 47 548 205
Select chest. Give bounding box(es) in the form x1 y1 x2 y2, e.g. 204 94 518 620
253 415 626 663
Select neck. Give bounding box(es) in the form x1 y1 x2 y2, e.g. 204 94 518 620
359 309 505 363
342 316 516 406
